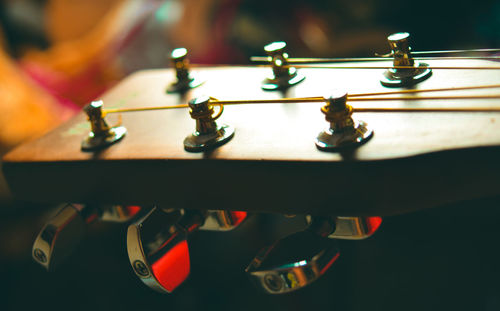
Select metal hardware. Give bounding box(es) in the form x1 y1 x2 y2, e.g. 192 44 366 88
380 32 432 87
200 210 248 231
32 204 141 271
315 91 373 151
246 217 339 294
166 48 204 93
183 96 235 152
127 208 247 293
32 204 90 271
81 100 127 151
261 41 305 91
306 216 383 240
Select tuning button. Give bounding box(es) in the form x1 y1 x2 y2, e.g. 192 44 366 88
307 216 383 240
32 204 141 271
261 41 305 91
246 217 339 294
166 47 204 93
380 32 432 87
127 208 247 293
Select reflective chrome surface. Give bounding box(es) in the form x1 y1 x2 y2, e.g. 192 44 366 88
184 96 234 152
306 216 383 240
199 210 247 231
261 41 305 90
127 208 205 293
246 217 338 294
167 47 204 93
246 230 339 294
32 204 90 271
316 92 373 151
381 32 432 87
81 100 127 151
330 216 382 240
32 204 141 270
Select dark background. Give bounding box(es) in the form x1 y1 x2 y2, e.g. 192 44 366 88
1 0 500 310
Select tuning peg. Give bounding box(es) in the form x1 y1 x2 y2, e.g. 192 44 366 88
81 100 127 151
32 204 141 271
183 95 235 152
166 47 204 93
307 216 383 240
246 217 339 294
127 208 247 293
316 91 373 151
261 41 305 91
380 32 432 87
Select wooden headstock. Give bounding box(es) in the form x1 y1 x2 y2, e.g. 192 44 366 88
3 58 500 216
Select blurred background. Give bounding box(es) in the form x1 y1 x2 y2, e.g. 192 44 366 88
1 0 500 310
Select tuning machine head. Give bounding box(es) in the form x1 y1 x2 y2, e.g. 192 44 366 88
167 48 204 93
183 96 235 152
315 91 373 151
246 217 339 294
81 100 127 151
127 208 247 293
307 216 383 240
261 41 305 91
380 32 432 87
32 204 141 271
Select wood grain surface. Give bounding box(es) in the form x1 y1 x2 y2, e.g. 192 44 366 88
4 60 500 215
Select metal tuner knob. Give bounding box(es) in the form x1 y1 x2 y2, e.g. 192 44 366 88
307 216 383 240
32 204 141 271
246 217 339 294
127 208 248 293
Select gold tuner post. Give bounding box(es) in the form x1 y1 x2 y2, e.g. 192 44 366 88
166 47 204 93
183 96 234 152
81 100 126 151
380 32 432 87
315 91 373 151
261 41 305 91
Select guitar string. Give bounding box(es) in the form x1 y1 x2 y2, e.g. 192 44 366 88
250 55 500 63
259 64 500 70
104 83 500 114
103 94 500 115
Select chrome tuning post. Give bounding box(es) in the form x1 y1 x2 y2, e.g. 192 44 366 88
81 100 127 151
183 96 235 152
32 204 141 271
127 208 247 293
261 41 305 91
166 47 204 93
315 91 373 151
307 216 383 240
380 32 432 87
246 217 340 294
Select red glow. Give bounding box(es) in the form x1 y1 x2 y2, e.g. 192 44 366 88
230 211 247 226
151 240 190 292
366 217 382 235
85 213 98 224
126 205 141 217
320 252 340 275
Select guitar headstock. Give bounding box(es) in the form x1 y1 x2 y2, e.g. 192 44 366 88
4 34 500 294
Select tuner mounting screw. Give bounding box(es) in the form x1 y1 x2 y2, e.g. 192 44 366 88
133 260 150 277
315 91 373 151
81 100 127 151
261 41 305 91
166 48 204 93
33 248 47 263
380 32 432 87
183 96 234 152
264 274 284 292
